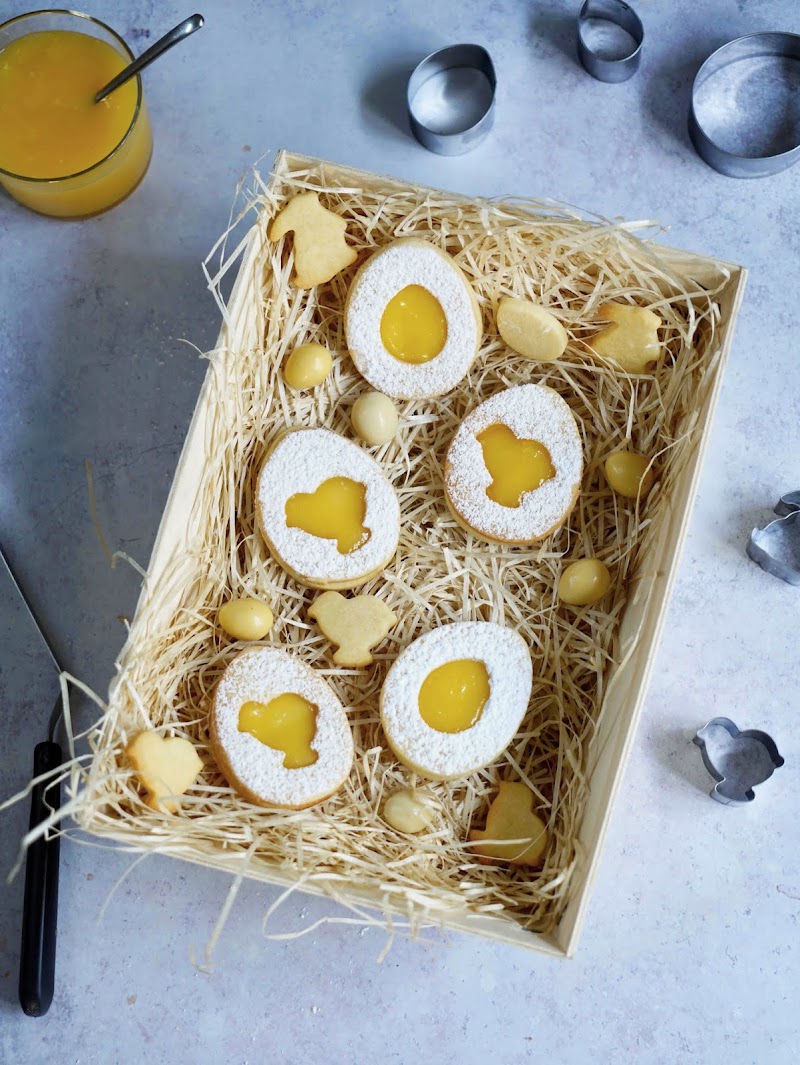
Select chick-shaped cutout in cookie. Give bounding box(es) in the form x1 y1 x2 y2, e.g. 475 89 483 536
238 695 319 769
125 731 203 813
469 781 549 866
285 477 370 555
268 191 357 289
418 659 490 733
308 590 397 667
588 303 662 374
477 423 555 509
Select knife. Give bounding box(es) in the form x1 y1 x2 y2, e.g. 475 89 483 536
0 543 64 1018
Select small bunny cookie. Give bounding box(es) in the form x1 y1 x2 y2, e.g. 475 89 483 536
268 191 357 288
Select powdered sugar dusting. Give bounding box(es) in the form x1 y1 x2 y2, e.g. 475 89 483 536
258 428 400 584
212 647 353 807
380 622 533 780
445 385 583 542
345 238 480 399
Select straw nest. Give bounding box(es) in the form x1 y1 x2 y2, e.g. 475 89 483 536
61 158 726 944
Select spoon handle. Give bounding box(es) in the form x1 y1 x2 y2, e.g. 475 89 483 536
95 13 204 103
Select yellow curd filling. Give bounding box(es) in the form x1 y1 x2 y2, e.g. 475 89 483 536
0 30 138 178
238 695 319 769
476 423 555 508
418 659 490 733
285 476 370 554
380 285 447 364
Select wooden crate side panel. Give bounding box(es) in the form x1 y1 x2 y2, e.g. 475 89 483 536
82 821 567 957
554 264 748 955
103 150 747 957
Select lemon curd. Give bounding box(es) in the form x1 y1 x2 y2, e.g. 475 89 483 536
285 477 370 554
0 22 152 217
418 659 490 734
238 695 319 769
380 285 448 364
477 423 555 508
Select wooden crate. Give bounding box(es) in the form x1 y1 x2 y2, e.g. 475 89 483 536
78 151 746 957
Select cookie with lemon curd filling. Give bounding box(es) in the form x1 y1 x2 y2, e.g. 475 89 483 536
210 647 354 809
256 428 400 590
380 622 533 781
444 384 583 544
344 237 482 399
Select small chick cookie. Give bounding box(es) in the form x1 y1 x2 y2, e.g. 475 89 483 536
308 590 397 667
380 622 533 781
256 428 400 590
209 647 353 809
125 731 203 813
345 237 482 399
444 384 583 544
587 303 662 373
469 781 549 866
268 191 357 288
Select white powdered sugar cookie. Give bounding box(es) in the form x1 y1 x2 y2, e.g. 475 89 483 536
380 622 533 781
256 428 400 589
210 647 353 809
344 237 482 399
445 384 583 544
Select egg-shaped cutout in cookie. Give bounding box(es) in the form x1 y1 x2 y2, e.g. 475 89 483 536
444 384 583 544
380 622 533 781
256 428 400 589
210 647 354 809
345 237 482 399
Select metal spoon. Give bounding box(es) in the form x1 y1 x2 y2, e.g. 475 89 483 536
95 13 204 104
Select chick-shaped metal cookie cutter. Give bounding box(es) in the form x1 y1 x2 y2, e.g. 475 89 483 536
747 490 800 586
694 717 784 805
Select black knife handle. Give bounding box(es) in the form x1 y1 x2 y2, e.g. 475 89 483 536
19 739 62 1017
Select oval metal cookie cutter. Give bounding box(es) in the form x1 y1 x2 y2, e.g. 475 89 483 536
689 32 800 177
747 490 800 586
577 0 644 83
407 44 497 155
694 717 784 805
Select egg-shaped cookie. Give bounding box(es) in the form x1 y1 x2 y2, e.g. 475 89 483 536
256 428 400 589
444 384 583 544
210 647 353 809
380 622 533 781
344 237 482 399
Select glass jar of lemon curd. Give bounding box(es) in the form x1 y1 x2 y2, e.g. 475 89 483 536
0 10 153 218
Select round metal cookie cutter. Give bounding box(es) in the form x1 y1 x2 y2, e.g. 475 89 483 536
407 44 497 155
577 0 644 83
689 32 800 178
